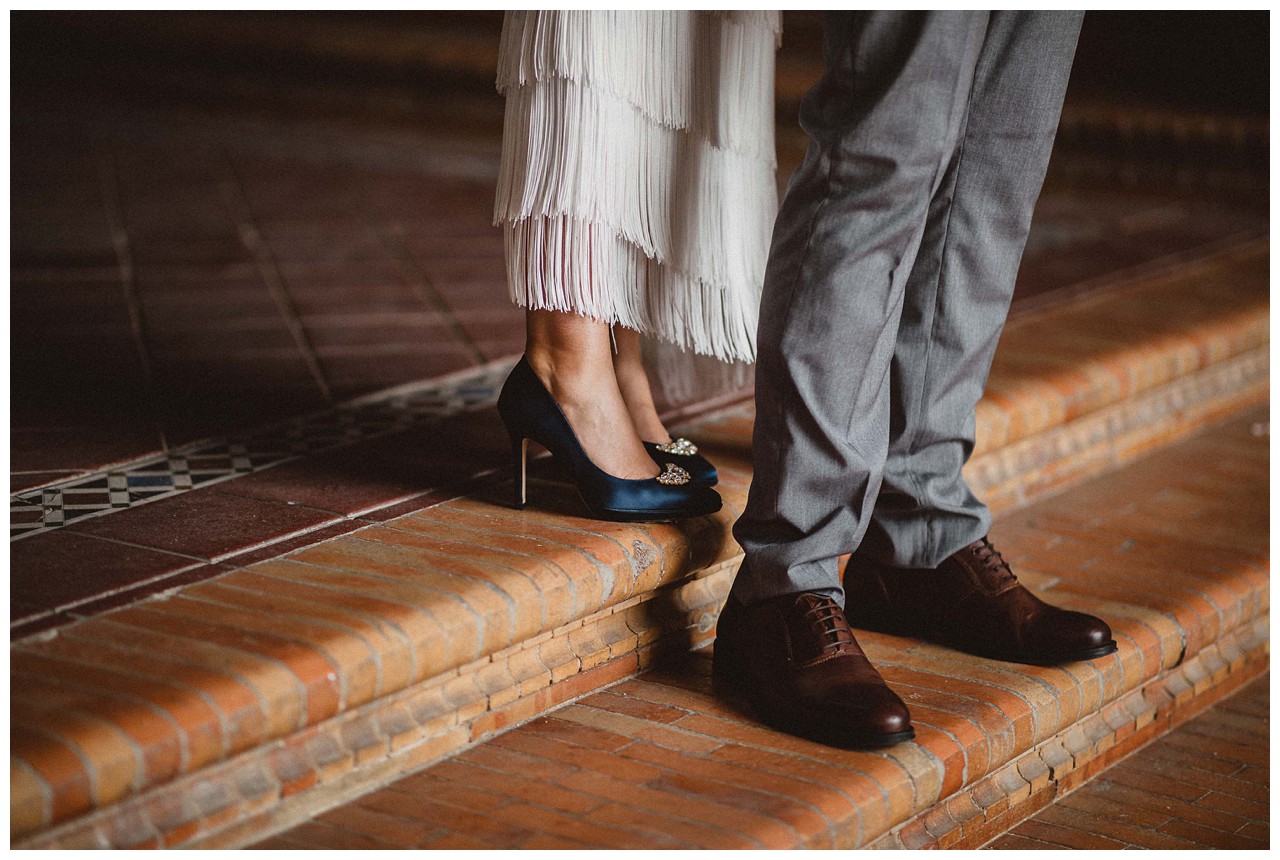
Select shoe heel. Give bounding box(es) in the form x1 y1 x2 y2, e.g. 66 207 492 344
496 356 720 522
510 434 528 510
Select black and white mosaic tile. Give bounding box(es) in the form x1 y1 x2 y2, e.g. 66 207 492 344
10 359 517 540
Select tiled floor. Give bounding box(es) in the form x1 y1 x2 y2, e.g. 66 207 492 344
9 379 516 638
10 360 515 539
11 107 515 481
987 674 1269 850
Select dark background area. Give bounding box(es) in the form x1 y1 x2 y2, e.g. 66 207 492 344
1070 11 1267 115
10 11 1270 118
11 11 1268 201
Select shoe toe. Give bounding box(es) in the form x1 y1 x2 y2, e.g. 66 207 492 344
687 484 722 515
660 483 721 518
826 684 912 736
866 687 912 735
686 454 718 486
1023 607 1116 662
1053 609 1113 649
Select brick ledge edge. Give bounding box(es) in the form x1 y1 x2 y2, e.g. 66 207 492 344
869 614 1270 850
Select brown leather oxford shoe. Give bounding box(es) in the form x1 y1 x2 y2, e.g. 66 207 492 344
844 536 1117 665
712 588 915 749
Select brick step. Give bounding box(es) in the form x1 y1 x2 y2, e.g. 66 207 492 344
985 674 1268 850
10 240 1267 848
246 404 1269 849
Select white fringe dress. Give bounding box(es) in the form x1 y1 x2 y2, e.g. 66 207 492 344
494 11 781 365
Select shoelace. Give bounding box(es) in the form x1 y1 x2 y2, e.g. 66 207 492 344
799 596 858 653
971 537 1017 586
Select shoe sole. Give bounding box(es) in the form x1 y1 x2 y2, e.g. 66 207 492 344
711 658 916 751
583 508 719 523
578 497 722 523
997 640 1119 666
847 615 1120 666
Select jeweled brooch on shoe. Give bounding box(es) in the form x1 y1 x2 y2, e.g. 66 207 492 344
655 463 692 485
654 437 698 456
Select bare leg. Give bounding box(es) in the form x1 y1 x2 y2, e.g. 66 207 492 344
611 326 672 444
525 310 660 480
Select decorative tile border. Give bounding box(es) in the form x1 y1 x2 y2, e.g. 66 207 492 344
10 358 518 540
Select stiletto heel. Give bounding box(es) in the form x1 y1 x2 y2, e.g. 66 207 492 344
497 357 722 522
510 434 528 510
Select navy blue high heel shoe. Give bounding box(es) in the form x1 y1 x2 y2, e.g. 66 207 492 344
498 357 723 522
642 439 718 486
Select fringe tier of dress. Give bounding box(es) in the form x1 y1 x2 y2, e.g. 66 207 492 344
494 11 781 364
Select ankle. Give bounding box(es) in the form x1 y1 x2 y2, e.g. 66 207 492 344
525 349 612 405
617 389 669 444
524 308 616 400
612 364 669 444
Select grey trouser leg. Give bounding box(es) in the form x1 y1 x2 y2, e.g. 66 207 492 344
732 12 1083 605
856 12 1083 569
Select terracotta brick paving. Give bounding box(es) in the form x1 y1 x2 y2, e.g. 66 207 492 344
10 369 1267 847
987 674 1269 850
10 240 1269 853
236 406 1268 851
8 294 1267 848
